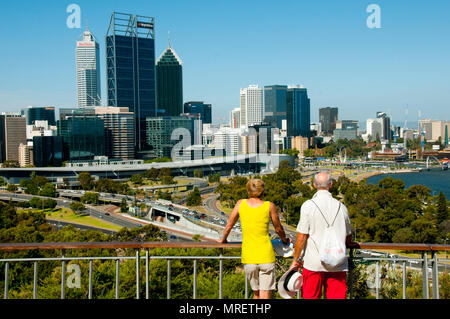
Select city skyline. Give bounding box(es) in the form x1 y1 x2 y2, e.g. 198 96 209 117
0 0 449 124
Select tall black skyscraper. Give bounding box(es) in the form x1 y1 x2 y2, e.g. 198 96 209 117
264 85 287 129
287 85 310 137
319 107 338 134
156 40 183 117
106 12 156 153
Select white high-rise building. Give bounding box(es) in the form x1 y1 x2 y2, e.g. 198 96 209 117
366 118 382 142
240 85 263 128
76 28 101 108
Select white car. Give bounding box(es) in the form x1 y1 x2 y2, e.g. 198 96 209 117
213 216 220 221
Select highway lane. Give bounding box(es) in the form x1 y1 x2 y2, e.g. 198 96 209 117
0 193 140 229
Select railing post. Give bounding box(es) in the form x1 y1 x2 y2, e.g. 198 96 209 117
244 274 248 299
33 261 38 299
219 249 223 299
349 248 354 300
61 250 65 300
375 261 380 299
4 262 9 299
431 251 439 299
422 252 429 299
115 259 119 299
136 250 140 299
88 259 93 299
167 259 171 299
193 259 197 299
145 249 149 300
402 261 407 299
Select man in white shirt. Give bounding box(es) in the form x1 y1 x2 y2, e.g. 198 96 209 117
290 171 354 299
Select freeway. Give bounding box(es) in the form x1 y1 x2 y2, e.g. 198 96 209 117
0 193 141 229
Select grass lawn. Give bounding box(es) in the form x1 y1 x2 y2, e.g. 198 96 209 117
39 208 123 232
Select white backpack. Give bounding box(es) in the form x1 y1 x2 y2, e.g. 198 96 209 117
311 201 346 268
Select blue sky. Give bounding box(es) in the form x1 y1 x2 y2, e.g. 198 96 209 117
0 0 449 126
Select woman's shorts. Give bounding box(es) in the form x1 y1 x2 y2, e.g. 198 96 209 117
243 263 276 291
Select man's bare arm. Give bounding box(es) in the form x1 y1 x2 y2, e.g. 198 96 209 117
290 232 308 270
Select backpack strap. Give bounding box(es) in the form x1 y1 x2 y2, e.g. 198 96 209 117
310 200 341 228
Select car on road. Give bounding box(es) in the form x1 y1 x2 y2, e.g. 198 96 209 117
104 212 110 216
219 219 226 225
221 212 225 216
213 216 220 221
137 224 142 227
199 213 207 219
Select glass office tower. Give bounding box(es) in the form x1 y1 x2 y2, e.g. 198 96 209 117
264 85 287 129
184 101 212 124
146 116 193 158
287 85 311 137
106 12 156 152
24 106 56 126
32 136 64 167
156 45 183 116
57 114 105 161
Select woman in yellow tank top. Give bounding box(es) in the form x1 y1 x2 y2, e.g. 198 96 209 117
218 178 290 299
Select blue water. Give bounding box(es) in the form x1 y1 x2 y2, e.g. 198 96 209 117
366 168 450 198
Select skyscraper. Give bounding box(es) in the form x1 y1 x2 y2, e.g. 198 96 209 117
230 108 240 128
0 113 26 162
94 107 135 160
146 116 193 158
264 85 287 129
57 111 105 161
287 85 310 137
76 28 101 107
24 106 56 126
106 12 156 153
184 101 212 124
377 111 391 141
156 42 183 116
319 107 338 134
240 85 263 128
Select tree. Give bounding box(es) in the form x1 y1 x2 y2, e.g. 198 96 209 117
146 168 159 181
2 160 19 168
120 198 128 213
78 172 94 190
81 192 100 205
186 187 202 206
70 201 86 214
130 174 144 185
6 184 18 192
436 192 449 225
0 176 6 186
39 183 57 198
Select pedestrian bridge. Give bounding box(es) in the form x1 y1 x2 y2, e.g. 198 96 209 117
0 242 448 299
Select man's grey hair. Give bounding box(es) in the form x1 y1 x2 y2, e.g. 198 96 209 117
313 171 332 189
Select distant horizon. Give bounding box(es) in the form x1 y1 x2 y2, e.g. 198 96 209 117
0 1 449 124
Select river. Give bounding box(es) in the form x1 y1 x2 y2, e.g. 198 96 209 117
366 168 450 198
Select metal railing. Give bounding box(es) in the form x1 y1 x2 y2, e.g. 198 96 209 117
0 242 449 299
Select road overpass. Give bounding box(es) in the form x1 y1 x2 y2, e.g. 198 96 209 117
0 154 294 184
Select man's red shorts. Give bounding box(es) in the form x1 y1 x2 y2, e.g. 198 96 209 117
301 268 347 299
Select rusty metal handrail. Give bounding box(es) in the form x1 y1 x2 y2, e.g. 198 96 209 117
0 241 448 251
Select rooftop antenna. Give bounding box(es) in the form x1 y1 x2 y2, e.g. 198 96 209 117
168 30 171 48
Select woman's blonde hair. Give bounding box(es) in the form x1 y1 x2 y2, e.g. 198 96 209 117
246 178 265 198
